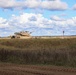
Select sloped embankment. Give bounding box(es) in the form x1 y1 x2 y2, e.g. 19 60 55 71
0 38 76 67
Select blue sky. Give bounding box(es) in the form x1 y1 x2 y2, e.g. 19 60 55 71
0 0 76 36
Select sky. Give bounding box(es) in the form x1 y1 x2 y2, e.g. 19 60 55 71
0 0 76 36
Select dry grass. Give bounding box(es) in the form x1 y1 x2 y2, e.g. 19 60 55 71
0 38 76 67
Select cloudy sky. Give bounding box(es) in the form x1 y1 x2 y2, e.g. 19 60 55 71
0 0 76 36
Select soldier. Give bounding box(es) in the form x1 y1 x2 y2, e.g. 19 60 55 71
63 30 65 36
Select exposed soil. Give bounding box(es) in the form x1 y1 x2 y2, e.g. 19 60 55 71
0 63 76 75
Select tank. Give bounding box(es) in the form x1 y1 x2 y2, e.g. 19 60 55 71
15 31 31 37
11 31 32 39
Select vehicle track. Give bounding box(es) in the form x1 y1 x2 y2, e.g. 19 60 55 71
0 63 76 75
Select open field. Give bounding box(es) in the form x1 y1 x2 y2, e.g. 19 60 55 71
0 38 76 74
0 63 76 75
1 35 76 39
0 38 76 67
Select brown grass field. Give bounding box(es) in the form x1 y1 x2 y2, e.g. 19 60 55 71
0 38 76 74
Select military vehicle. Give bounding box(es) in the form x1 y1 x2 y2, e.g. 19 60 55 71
11 31 32 39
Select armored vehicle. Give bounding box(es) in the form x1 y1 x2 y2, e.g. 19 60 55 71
11 31 32 39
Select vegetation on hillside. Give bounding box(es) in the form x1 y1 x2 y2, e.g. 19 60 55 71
0 38 76 67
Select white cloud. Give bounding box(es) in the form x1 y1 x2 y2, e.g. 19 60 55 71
51 15 65 21
9 13 53 29
41 0 68 10
0 18 9 28
26 0 40 8
0 0 68 11
66 17 76 26
0 13 76 36
73 4 76 10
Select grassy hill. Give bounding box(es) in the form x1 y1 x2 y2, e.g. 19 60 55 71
0 38 76 67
